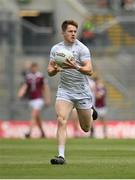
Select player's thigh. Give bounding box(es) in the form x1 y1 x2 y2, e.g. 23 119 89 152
55 100 74 121
70 108 78 120
75 98 92 127
77 108 92 127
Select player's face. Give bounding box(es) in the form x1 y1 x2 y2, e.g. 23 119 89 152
63 25 77 44
31 66 38 73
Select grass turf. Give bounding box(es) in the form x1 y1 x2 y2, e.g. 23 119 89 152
0 138 135 179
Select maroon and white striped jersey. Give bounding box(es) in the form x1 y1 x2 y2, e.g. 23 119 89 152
25 72 47 100
95 83 107 108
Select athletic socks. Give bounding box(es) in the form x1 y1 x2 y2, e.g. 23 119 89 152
58 145 65 158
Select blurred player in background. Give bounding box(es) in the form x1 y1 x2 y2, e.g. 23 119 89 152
19 61 32 99
48 20 95 165
18 62 51 138
94 75 107 138
21 61 32 78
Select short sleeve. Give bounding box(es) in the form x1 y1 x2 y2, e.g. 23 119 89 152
24 75 28 85
80 46 91 61
50 46 56 61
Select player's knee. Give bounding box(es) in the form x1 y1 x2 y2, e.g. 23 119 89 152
82 127 89 132
81 125 90 132
57 116 67 126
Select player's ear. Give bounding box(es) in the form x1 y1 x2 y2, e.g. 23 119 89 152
62 31 66 36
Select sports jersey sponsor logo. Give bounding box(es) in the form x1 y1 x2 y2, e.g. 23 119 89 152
56 52 65 57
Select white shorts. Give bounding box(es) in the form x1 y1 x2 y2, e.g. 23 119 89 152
56 86 93 109
29 98 44 110
57 97 92 109
96 107 107 118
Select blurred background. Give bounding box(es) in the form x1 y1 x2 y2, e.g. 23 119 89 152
0 0 135 138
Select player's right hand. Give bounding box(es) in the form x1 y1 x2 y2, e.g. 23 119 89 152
54 64 63 72
48 60 63 76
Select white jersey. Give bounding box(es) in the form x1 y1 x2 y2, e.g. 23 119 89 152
50 39 93 100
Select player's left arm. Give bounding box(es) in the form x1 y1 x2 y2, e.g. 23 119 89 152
76 46 93 76
62 46 93 76
77 60 93 76
63 59 93 76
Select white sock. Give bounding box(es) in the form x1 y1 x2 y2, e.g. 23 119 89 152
58 145 65 158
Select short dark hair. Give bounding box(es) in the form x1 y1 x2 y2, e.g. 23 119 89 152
31 62 38 68
61 20 78 32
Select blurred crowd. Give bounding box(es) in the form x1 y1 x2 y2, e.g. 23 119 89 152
96 0 135 10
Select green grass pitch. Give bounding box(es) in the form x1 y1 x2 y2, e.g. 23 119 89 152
0 138 135 179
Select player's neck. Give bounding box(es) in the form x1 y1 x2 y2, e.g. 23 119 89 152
64 40 74 46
